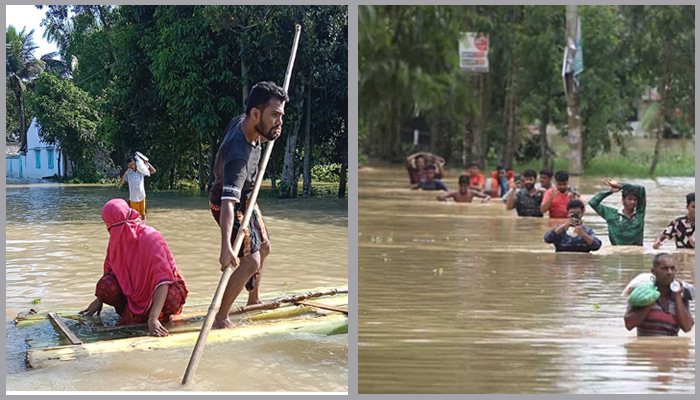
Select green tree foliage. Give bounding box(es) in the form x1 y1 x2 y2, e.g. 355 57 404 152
24 73 103 180
6 25 45 151
359 5 475 163
621 5 695 174
359 5 694 174
24 5 347 192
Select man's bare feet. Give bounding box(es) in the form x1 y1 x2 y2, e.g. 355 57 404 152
212 317 236 330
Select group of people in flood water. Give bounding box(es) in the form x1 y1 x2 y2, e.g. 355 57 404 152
79 82 287 337
407 152 695 338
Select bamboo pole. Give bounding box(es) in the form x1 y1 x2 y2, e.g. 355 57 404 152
90 292 348 333
27 313 347 370
182 24 303 385
48 313 83 345
295 301 348 315
14 286 348 324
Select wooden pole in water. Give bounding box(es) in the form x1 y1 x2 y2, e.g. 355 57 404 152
182 24 302 385
48 313 83 345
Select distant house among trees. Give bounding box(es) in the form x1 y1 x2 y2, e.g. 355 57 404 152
5 117 72 179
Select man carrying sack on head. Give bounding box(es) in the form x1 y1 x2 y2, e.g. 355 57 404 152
208 81 287 330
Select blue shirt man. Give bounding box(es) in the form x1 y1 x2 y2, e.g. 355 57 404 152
544 199 602 253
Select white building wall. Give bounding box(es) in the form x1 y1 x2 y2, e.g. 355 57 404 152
6 156 20 178
19 118 65 179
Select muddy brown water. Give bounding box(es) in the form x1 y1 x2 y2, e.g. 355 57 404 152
358 167 695 394
5 182 348 392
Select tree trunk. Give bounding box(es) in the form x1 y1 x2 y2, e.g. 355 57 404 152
566 5 583 175
57 150 62 178
540 104 551 170
462 115 470 168
503 58 519 170
279 125 301 198
270 158 277 194
650 40 674 175
338 101 348 199
302 86 312 198
16 91 27 153
241 56 249 107
292 159 301 199
470 74 487 168
205 131 219 191
198 134 205 192
279 87 305 198
392 103 403 162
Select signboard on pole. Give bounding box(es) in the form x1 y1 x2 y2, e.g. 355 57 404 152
459 32 489 73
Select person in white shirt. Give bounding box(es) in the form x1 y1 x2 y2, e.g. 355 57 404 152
119 156 156 219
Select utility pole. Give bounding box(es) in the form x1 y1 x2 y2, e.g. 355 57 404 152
565 5 583 175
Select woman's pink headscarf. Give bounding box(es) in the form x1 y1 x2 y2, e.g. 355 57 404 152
102 199 181 315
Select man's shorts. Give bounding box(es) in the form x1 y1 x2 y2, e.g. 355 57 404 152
210 200 270 258
129 199 146 217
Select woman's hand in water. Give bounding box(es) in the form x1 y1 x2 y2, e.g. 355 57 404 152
79 299 103 317
148 318 169 337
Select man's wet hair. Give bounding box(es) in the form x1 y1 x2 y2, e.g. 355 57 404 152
540 169 553 178
496 164 506 172
687 192 694 206
652 252 674 268
126 156 135 164
245 81 289 116
567 199 585 211
424 164 437 171
555 171 569 183
622 186 640 200
470 162 481 169
522 170 537 179
459 175 470 185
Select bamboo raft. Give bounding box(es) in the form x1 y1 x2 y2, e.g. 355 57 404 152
16 287 349 370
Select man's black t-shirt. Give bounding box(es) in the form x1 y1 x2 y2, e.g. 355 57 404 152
210 116 262 207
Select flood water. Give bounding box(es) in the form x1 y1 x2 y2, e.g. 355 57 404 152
5 182 348 392
358 167 695 394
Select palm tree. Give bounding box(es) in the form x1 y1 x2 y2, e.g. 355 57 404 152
6 25 45 153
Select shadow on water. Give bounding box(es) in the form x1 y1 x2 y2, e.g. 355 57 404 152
358 167 694 394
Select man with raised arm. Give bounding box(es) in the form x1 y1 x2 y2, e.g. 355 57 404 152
588 179 646 246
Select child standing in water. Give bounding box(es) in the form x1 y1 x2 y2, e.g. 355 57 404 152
120 155 156 219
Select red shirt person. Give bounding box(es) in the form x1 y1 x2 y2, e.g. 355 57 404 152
541 171 580 219
462 163 485 192
79 199 188 337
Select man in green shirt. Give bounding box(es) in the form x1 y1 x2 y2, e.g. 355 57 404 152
588 179 646 246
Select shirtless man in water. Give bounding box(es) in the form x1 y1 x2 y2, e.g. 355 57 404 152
437 175 491 203
209 82 286 329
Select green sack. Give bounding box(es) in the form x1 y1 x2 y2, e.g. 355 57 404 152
628 284 660 307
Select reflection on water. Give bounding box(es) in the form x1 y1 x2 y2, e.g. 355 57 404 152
5 182 348 392
358 167 694 394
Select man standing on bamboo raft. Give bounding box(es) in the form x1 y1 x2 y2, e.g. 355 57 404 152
209 81 287 329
